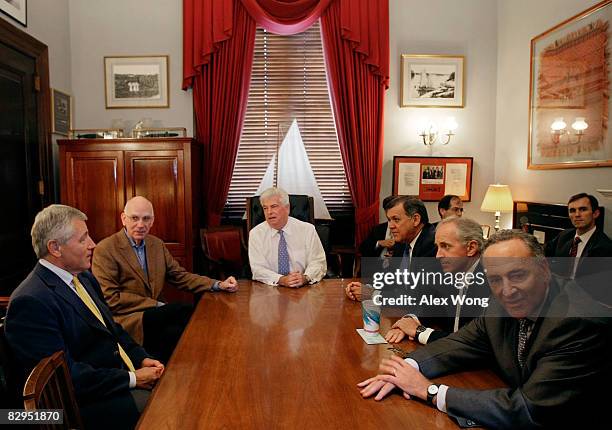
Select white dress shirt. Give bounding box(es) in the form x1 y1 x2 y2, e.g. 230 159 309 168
39 259 136 388
248 216 327 285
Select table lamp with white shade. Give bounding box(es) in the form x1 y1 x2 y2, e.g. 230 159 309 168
481 184 514 231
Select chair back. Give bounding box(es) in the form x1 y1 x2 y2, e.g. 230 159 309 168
0 318 22 408
246 195 314 232
23 351 83 430
200 226 247 279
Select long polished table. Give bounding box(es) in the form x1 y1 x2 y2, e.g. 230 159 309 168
137 279 504 429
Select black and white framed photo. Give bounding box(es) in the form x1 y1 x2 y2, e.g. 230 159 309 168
0 0 27 26
400 54 465 108
104 55 169 109
51 88 71 136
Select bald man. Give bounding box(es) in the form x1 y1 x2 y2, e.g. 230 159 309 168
92 196 238 362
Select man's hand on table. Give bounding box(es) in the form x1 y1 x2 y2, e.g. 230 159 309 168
219 276 239 292
344 281 362 301
358 355 432 403
278 272 308 288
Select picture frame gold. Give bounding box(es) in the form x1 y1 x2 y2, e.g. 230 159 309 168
104 55 169 109
528 0 612 169
51 88 72 136
400 54 465 108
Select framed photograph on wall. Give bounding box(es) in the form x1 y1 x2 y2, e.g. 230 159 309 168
392 156 473 202
51 88 71 136
0 0 27 26
400 54 464 107
104 55 169 109
528 0 612 169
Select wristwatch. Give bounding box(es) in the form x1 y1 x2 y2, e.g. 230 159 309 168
415 325 427 337
427 384 440 406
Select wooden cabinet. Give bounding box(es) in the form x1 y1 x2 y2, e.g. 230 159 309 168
58 138 201 271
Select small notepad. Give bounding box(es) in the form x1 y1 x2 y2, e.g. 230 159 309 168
356 329 388 345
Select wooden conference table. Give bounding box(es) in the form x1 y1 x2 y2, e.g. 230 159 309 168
137 279 504 429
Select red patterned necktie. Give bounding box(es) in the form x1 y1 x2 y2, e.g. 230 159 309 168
569 236 581 257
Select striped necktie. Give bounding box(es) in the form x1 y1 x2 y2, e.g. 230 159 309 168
278 230 290 275
517 318 533 368
73 276 136 372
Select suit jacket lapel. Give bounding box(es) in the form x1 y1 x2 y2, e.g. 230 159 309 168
35 264 111 335
116 231 151 290
77 273 118 330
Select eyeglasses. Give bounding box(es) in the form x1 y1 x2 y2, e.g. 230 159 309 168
126 215 153 224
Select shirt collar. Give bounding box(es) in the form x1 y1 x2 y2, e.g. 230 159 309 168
408 228 423 249
124 228 146 249
575 225 596 243
39 258 75 287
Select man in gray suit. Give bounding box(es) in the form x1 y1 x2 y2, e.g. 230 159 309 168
357 230 611 429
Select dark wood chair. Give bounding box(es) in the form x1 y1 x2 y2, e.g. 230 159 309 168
23 350 83 430
0 318 22 408
200 226 248 279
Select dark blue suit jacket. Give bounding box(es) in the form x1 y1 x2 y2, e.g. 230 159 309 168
5 263 149 404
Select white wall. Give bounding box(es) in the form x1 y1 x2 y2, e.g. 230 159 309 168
385 0 498 226
0 0 72 91
68 0 193 136
495 0 612 234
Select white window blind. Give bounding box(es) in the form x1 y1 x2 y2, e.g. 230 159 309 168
224 21 352 219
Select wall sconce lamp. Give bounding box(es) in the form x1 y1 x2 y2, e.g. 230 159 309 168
550 117 588 144
480 184 514 232
418 117 458 146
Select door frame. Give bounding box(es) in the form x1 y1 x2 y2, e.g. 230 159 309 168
0 18 54 204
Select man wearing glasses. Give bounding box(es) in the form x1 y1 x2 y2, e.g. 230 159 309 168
92 196 238 362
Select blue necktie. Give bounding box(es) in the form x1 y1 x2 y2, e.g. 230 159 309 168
278 230 290 275
400 244 411 271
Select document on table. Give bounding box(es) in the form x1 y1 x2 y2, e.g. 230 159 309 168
356 329 387 345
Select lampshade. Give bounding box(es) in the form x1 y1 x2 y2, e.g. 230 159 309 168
481 184 513 213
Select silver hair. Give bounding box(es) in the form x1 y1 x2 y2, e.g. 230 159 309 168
483 229 545 259
260 187 290 207
438 217 484 251
31 204 87 259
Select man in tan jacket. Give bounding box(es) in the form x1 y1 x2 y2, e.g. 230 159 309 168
92 196 238 362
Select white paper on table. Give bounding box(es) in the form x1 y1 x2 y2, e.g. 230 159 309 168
444 163 467 196
397 163 420 195
356 329 388 345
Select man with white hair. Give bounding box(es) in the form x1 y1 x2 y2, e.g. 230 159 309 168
92 196 238 363
6 204 163 429
248 187 327 287
385 217 488 345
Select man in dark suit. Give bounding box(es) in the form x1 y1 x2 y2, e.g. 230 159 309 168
358 230 611 429
545 193 612 302
545 193 612 274
358 195 396 258
385 217 489 344
433 194 463 227
5 204 164 430
345 196 438 301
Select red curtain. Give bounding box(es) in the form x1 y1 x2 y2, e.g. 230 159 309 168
321 0 388 246
183 0 388 239
184 0 256 226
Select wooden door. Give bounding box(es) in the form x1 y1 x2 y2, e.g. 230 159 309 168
0 38 40 295
124 150 187 265
61 151 125 243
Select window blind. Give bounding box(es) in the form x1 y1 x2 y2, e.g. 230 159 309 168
224 21 352 219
